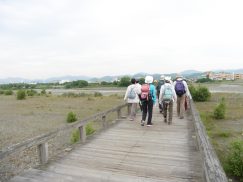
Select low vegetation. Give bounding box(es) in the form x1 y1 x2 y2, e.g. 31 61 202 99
0 92 123 149
16 90 26 100
66 112 77 123
213 97 226 119
189 84 211 102
195 92 243 181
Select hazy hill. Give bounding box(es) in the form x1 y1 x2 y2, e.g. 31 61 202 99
0 68 242 84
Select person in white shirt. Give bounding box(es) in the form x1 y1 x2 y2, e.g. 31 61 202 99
159 76 177 124
124 78 140 121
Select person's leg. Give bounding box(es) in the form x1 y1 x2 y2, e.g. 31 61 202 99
147 99 154 125
168 101 173 124
130 103 137 120
179 94 186 119
177 96 181 117
163 101 167 122
141 101 148 125
133 103 137 117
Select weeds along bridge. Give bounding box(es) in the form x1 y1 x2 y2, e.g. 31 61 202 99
1 101 228 182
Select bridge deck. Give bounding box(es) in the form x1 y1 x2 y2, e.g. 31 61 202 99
10 106 204 182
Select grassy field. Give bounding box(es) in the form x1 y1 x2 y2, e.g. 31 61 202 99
194 91 243 181
0 92 124 149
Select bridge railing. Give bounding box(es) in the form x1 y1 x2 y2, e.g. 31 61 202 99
0 103 128 181
189 100 228 182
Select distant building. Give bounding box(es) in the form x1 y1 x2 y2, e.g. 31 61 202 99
206 71 243 80
59 80 71 84
234 73 243 80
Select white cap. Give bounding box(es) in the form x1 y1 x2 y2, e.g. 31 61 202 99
164 76 171 81
160 75 165 80
145 75 153 83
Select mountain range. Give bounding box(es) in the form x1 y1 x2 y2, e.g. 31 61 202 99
1 69 243 84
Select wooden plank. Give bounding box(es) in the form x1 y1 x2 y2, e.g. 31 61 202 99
9 105 204 182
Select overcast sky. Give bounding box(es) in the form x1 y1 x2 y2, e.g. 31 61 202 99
0 0 243 79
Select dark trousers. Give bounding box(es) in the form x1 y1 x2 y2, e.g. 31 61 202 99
142 99 153 124
163 100 173 122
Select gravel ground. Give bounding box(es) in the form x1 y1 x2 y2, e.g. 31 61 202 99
0 94 123 149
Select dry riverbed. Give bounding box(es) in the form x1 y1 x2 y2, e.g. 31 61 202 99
0 94 123 149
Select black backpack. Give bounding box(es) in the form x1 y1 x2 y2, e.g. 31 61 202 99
156 80 165 93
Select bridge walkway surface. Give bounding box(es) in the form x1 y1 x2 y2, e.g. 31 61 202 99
9 105 204 182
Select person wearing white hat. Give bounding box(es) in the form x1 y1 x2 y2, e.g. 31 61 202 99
159 76 177 124
173 74 191 119
140 75 156 126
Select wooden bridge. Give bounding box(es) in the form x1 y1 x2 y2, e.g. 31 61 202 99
1 101 228 182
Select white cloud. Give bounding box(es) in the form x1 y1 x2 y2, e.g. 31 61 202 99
0 0 243 79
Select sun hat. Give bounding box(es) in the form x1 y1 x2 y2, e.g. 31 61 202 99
160 75 165 80
145 75 153 84
164 76 171 81
176 74 183 78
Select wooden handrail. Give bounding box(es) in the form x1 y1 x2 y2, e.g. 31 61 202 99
0 103 128 163
189 100 228 182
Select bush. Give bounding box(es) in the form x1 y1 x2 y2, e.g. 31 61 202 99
66 112 77 123
189 85 211 102
94 92 102 97
4 90 13 95
213 98 226 119
85 123 95 135
26 89 37 96
70 129 80 144
16 90 26 100
224 140 243 180
41 89 46 95
0 90 4 94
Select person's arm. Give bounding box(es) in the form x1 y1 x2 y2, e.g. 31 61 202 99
171 85 177 102
124 86 129 101
153 86 157 104
183 81 192 99
159 85 164 104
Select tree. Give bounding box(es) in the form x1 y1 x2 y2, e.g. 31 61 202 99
119 76 131 87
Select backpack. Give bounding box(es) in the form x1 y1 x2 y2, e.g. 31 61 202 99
156 80 165 93
127 86 136 99
163 85 173 101
175 80 186 96
140 84 151 100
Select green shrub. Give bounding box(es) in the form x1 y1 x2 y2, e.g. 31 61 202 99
224 140 243 180
70 129 80 144
0 90 4 94
16 90 26 100
41 89 46 95
4 90 13 95
66 112 77 123
26 89 37 96
213 98 226 119
86 123 95 135
62 92 87 97
189 85 211 102
94 92 102 97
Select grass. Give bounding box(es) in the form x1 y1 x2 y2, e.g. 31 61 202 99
0 93 123 149
195 92 243 181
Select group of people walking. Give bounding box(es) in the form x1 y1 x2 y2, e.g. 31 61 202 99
124 74 191 126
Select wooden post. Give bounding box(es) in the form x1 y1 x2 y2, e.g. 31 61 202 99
117 108 121 119
79 125 86 143
38 142 48 164
102 115 106 128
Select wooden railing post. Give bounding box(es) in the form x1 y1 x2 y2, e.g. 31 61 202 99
38 142 48 164
79 125 86 143
102 115 107 128
117 108 121 119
